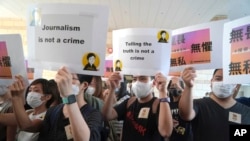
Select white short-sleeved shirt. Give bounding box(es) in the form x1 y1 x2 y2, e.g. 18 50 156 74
16 110 46 141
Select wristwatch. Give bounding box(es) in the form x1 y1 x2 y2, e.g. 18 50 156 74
159 97 170 103
62 95 76 104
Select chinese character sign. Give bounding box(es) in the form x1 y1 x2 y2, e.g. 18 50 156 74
170 20 227 72
113 28 172 76
0 34 27 85
230 24 250 75
0 41 12 78
104 59 113 78
171 29 211 66
27 4 109 76
223 16 250 84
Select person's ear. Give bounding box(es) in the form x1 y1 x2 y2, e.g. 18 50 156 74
43 94 52 101
210 78 213 89
80 82 89 91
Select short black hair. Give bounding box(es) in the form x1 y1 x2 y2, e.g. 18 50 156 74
160 30 166 35
116 60 121 64
48 79 62 105
87 53 95 59
77 74 93 84
213 69 222 76
167 79 184 90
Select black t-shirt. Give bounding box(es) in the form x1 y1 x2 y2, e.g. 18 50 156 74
38 104 103 141
236 97 250 107
114 97 164 141
192 97 250 141
169 101 193 141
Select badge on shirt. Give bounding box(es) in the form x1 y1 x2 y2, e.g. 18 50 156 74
229 111 241 124
65 124 73 140
39 114 45 120
138 107 150 119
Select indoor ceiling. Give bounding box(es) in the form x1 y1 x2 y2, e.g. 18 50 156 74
0 0 250 31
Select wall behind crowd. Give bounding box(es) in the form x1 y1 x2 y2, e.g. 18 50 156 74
0 18 27 57
1 17 250 99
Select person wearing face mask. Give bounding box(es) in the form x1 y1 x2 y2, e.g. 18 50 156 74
81 75 106 103
78 74 119 141
102 72 173 141
167 77 193 141
89 76 105 100
78 74 105 110
179 67 250 141
0 76 55 141
38 67 103 141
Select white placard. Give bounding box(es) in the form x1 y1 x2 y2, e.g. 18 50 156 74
27 3 109 76
113 28 172 76
0 34 28 86
170 20 227 72
223 16 250 84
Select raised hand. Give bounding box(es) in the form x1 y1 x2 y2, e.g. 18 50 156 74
154 72 167 93
55 66 72 98
181 67 197 88
9 75 26 98
108 72 122 91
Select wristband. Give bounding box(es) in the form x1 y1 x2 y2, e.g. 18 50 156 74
159 97 170 103
62 95 76 104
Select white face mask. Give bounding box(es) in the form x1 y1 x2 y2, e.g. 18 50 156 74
85 86 95 95
132 81 152 98
212 81 236 98
26 92 44 108
72 84 80 95
0 85 8 96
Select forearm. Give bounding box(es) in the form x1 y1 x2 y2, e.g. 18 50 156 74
158 92 173 138
76 94 85 108
66 103 90 141
102 89 116 120
179 87 195 121
0 113 17 126
12 97 33 130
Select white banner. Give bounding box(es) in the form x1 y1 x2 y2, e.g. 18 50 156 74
223 16 250 84
27 3 109 76
113 28 172 76
170 20 227 73
0 34 28 86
